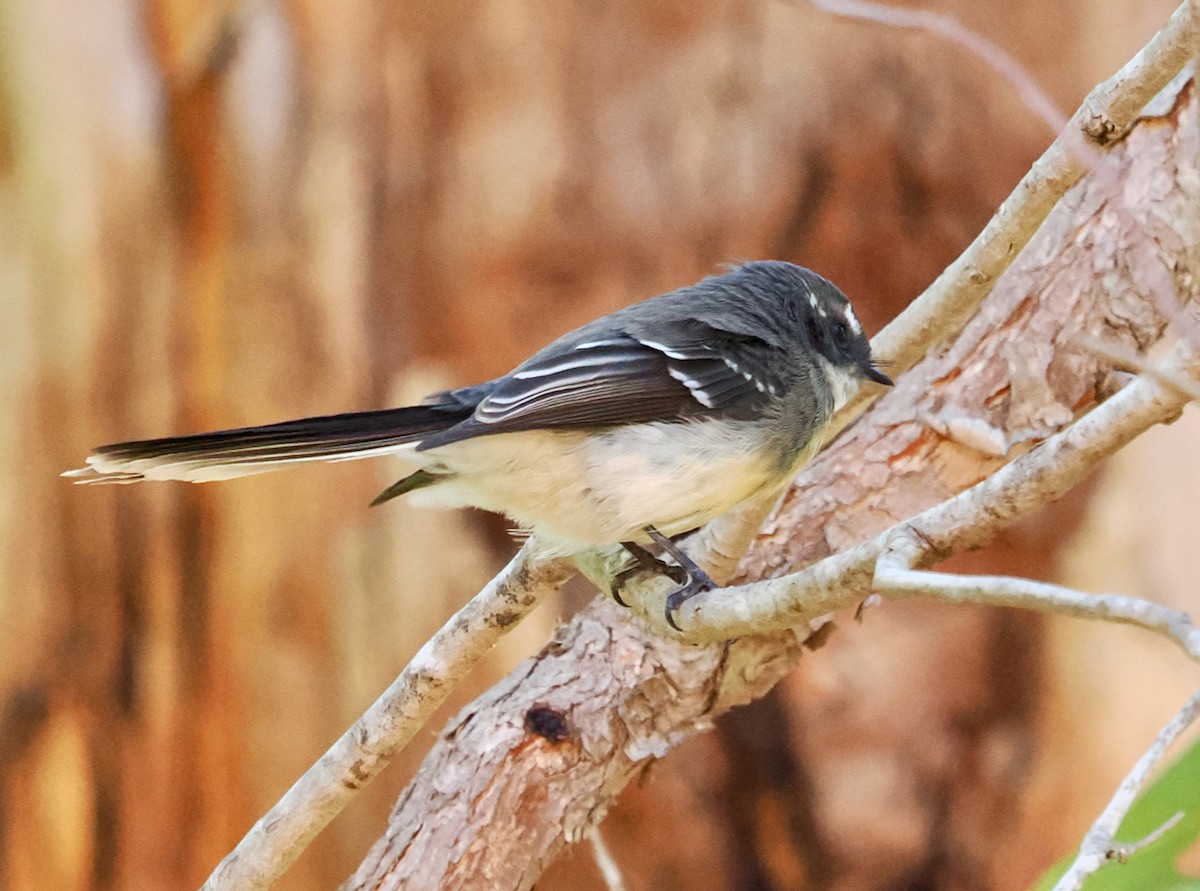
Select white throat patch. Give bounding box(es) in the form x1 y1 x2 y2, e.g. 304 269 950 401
816 356 860 412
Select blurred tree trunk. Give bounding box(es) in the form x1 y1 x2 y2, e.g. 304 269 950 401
0 1 1185 890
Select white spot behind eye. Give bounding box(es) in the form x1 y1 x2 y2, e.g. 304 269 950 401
845 308 862 335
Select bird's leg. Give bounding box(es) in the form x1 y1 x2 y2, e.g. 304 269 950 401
611 541 687 607
644 526 717 630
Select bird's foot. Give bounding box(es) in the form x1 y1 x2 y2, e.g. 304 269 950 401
663 568 717 631
643 526 717 631
611 529 719 629
612 541 686 607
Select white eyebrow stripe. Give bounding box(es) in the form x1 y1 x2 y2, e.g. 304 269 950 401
845 308 863 334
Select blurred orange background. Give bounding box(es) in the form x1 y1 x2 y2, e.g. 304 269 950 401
1 1 1195 889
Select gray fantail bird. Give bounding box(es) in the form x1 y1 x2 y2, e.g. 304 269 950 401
65 260 892 628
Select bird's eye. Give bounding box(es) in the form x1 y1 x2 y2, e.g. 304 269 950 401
832 321 849 344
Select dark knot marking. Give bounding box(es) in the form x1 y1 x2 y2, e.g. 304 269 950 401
524 705 571 744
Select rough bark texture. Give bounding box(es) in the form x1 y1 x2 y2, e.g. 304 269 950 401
352 603 807 889
347 87 1199 890
0 1 1189 889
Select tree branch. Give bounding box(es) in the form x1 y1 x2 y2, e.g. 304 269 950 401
1051 688 1200 891
806 0 1069 133
875 566 1200 661
200 550 574 891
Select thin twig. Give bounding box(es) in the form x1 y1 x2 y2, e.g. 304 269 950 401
808 0 1068 133
200 550 574 891
874 544 1200 661
1109 811 1186 862
1052 688 1200 891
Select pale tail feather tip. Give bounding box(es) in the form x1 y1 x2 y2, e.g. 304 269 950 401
61 466 145 484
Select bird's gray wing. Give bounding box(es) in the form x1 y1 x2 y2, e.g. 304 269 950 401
417 319 785 450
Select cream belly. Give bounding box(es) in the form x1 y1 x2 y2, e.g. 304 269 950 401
406 419 805 555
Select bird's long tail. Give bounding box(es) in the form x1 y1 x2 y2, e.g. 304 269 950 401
62 404 470 484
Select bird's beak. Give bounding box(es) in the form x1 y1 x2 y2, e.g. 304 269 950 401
862 365 893 387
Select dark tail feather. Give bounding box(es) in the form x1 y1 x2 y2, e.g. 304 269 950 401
63 404 470 484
